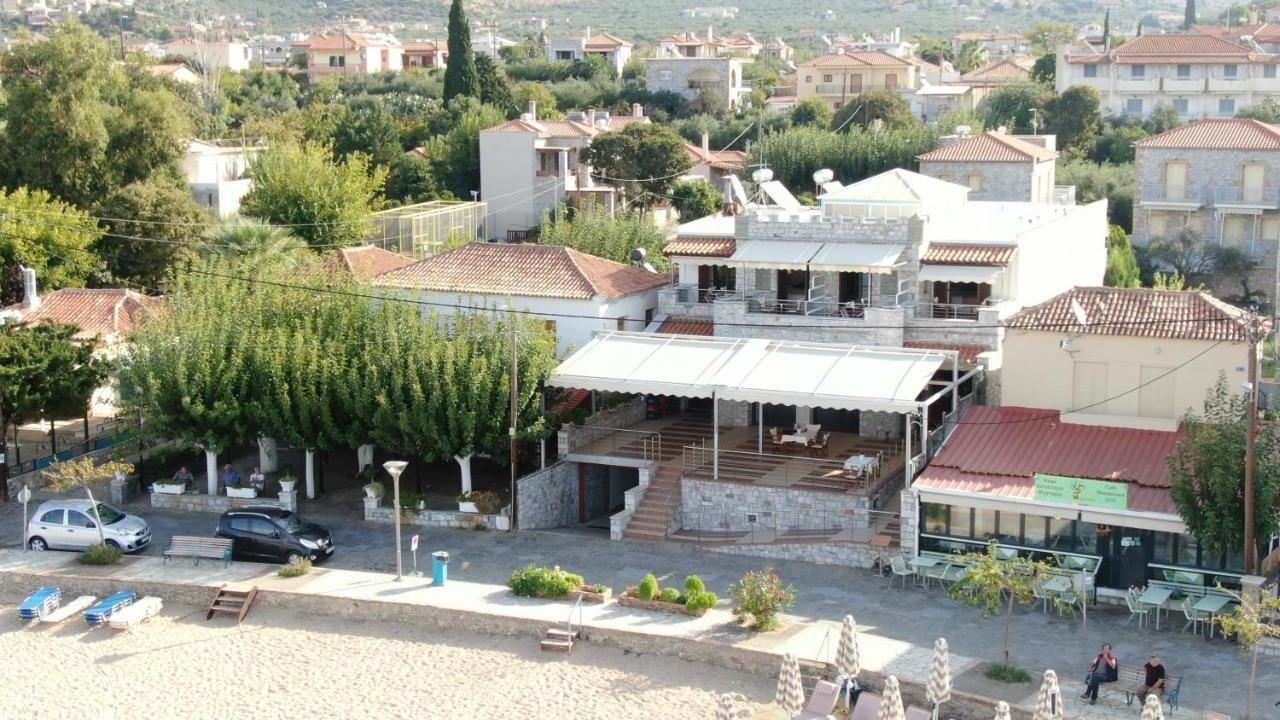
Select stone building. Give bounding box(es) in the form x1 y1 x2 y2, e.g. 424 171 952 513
644 57 747 110
917 130 1062 203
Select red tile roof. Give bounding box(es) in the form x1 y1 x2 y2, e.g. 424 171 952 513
373 243 669 300
684 143 749 171
918 132 1056 163
304 32 394 51
337 245 415 281
582 32 632 50
920 243 1016 266
664 237 736 257
658 319 714 335
1067 33 1275 63
915 405 1184 515
1196 23 1280 43
901 342 989 365
7 289 152 343
957 57 1032 85
484 115 649 139
800 50 911 67
1134 118 1280 149
1005 287 1251 341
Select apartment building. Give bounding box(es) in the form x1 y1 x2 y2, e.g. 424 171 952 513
1056 34 1280 119
546 30 633 77
302 32 403 78
795 51 918 110
918 131 1062 203
645 56 747 110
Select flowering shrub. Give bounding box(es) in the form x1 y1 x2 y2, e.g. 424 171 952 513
729 567 796 632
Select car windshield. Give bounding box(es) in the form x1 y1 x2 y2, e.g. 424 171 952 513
95 503 126 525
280 513 311 533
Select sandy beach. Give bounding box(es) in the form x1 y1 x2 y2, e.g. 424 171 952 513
0 598 771 720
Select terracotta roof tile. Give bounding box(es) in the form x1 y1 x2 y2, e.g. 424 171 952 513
1134 118 1280 149
664 237 736 257
6 288 153 343
1005 286 1250 341
337 245 414 281
800 50 911 67
957 57 1032 85
684 143 748 171
918 132 1056 163
1069 33 1272 63
901 341 989 365
580 32 632 49
657 319 714 335
920 243 1017 266
372 243 668 300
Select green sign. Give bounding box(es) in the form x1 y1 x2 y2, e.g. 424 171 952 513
1033 474 1128 510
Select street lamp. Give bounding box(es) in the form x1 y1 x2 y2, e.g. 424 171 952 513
383 460 408 581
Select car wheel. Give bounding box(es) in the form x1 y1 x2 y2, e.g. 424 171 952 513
28 536 48 551
105 540 121 551
286 552 303 565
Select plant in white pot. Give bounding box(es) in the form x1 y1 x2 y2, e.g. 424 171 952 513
226 481 258 499
456 491 479 514
152 478 187 495
363 480 385 501
278 473 297 494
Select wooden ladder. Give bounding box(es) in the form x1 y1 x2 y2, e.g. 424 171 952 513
539 627 578 653
206 585 258 624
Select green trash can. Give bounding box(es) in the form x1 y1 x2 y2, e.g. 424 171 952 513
432 551 449 586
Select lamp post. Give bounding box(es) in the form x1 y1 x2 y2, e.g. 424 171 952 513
383 460 408 581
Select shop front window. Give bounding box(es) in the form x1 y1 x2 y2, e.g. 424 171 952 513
1076 521 1101 554
1175 533 1199 566
1152 532 1174 565
923 503 948 534
949 506 972 538
1023 516 1048 547
1047 518 1073 551
996 511 1022 545
973 508 997 541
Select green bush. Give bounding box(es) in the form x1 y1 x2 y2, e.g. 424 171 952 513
729 567 796 632
278 557 312 577
684 575 706 596
660 587 680 603
685 591 719 613
80 543 123 566
508 564 584 598
983 662 1032 684
637 573 659 601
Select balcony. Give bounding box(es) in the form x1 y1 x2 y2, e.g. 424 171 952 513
814 83 844 95
1139 184 1206 209
745 295 881 317
657 284 736 318
1162 76 1204 93
1116 75 1158 92
1051 185 1076 206
1213 186 1279 211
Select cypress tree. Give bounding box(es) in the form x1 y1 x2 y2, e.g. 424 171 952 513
1184 0 1196 30
443 0 479 101
1102 9 1111 51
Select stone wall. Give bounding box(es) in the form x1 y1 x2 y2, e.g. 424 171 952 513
515 461 578 530
898 489 918 555
859 411 902 441
681 477 871 532
363 497 507 530
150 490 291 514
919 159 1035 202
705 538 883 569
583 395 646 429
714 301 907 346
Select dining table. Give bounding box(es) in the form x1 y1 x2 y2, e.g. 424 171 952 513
1193 594 1234 639
844 454 878 476
1137 586 1174 630
1043 577 1072 594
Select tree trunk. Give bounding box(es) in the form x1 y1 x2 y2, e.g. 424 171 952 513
83 484 106 546
204 448 218 496
258 436 279 473
305 449 316 500
454 454 474 494
0 416 10 504
1003 590 1015 662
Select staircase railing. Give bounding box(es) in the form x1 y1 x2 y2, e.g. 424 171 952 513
566 593 584 639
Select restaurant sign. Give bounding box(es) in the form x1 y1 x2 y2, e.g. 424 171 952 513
1033 474 1128 510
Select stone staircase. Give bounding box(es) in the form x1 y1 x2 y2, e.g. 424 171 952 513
622 464 682 542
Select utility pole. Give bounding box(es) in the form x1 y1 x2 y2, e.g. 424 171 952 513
1243 309 1264 573
508 322 518 532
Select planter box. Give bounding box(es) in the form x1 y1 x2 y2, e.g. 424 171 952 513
226 486 259 499
566 585 612 604
457 501 478 513
494 515 510 531
279 481 296 494
618 588 706 616
152 482 186 495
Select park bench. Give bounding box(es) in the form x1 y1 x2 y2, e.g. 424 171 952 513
163 536 234 567
1095 666 1182 714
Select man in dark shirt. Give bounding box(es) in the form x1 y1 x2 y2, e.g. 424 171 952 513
1143 655 1167 699
1081 643 1119 704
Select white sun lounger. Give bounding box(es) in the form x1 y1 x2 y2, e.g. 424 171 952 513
107 596 163 631
40 596 98 625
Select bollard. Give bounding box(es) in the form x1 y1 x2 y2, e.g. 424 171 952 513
432 551 449 587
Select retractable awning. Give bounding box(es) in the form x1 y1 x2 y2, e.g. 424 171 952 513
917 265 1004 283
808 243 905 273
549 332 952 414
728 240 822 270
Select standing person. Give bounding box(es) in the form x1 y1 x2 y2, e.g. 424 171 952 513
221 464 240 490
1081 643 1118 704
1142 655 1166 700
249 466 266 491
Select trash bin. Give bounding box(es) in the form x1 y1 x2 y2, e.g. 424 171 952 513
432 551 449 586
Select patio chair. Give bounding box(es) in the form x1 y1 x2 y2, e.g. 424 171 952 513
809 432 830 458
1058 589 1082 618
769 427 783 453
798 680 840 720
1125 588 1149 628
889 555 916 589
850 693 881 720
1032 581 1053 614
1180 596 1208 634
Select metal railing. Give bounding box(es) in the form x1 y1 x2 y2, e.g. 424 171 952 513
682 443 899 499
5 420 131 477
745 295 883 317
1214 186 1280 207
661 283 742 305
918 302 988 320
565 424 662 463
1139 184 1206 204
675 505 902 546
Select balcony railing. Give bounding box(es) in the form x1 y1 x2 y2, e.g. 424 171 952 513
1051 185 1076 205
1214 186 1280 208
813 83 895 96
660 283 741 305
919 302 981 320
1139 184 1206 205
745 294 883 317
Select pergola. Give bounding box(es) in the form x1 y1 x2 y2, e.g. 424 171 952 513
548 332 965 480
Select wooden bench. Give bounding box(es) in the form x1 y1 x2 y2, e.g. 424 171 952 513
163 536 234 567
1095 666 1182 714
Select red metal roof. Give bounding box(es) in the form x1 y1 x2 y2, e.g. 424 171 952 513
664 237 736 258
901 342 989 365
658 319 714 335
920 243 1016 266
915 467 1179 515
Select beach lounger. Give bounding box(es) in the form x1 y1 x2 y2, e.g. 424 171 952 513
19 587 61 621
905 706 931 720
84 591 137 626
108 596 162 631
40 596 98 625
850 693 881 720
798 680 840 720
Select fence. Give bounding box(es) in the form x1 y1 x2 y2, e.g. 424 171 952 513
368 200 489 258
682 442 896 498
565 425 663 463
5 419 130 477
676 506 900 546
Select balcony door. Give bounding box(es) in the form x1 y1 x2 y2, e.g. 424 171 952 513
1243 163 1265 203
849 74 863 93
1163 161 1188 201
776 269 809 302
838 271 868 304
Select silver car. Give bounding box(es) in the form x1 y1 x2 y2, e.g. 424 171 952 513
26 499 151 553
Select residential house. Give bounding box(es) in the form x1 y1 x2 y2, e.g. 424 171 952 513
1195 19 1280 53
910 84 974 121
141 62 201 85
162 38 251 71
795 51 918 110
333 244 414 281
1055 34 1280 119
955 56 1033 104
479 102 651 240
546 30 633 77
658 28 727 58
302 32 403 78
181 138 265 218
683 133 748 185
722 30 762 57
953 31 1027 56
830 27 915 58
917 130 1063 203
763 38 793 62
372 243 668 357
906 55 952 86
645 56 747 110
402 40 446 69
1132 118 1280 304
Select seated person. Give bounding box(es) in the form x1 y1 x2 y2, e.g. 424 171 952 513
1142 655 1166 698
172 466 194 484
248 466 266 490
1081 643 1118 704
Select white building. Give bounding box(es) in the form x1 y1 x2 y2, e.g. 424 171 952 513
645 56 747 110
181 139 264 218
302 32 403 78
1056 33 1280 118
371 242 668 357
546 30 633 77
162 38 251 71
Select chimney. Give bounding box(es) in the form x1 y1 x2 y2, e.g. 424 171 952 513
527 99 537 120
587 108 597 126
701 131 710 159
1249 6 1260 25
21 266 39 310
707 24 713 42
632 102 644 118
585 25 591 42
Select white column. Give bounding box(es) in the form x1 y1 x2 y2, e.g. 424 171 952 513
305 449 316 500
712 392 719 480
757 403 763 454
357 444 374 470
258 437 279 473
903 413 914 484
204 448 218 496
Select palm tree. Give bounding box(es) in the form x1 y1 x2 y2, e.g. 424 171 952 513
955 40 989 74
207 221 309 264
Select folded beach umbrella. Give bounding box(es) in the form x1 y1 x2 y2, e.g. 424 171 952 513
1033 669 1064 720
927 638 953 720
835 614 861 680
715 692 749 720
775 653 804 717
878 675 906 720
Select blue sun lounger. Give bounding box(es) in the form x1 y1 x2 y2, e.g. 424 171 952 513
19 587 62 621
84 592 136 626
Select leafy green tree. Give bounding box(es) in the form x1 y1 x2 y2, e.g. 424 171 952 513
1058 158 1135 230
0 321 105 501
1170 375 1280 564
832 89 915 131
1145 227 1220 285
1104 225 1141 288
1045 85 1101 155
221 67 301 125
1025 22 1076 55
1030 54 1055 84
104 87 193 190
0 188 100 305
935 109 985 135
206 221 309 265
240 142 387 249
331 97 403 168
759 125 938 190
386 153 447 205
434 101 507 197
1235 101 1280 123
954 40 988 74
513 83 561 119
443 0 479 100
915 36 953 65
582 123 693 203
475 54 515 112
669 180 723 221
947 541 1061 665
982 80 1051 134
1143 102 1184 134
94 178 211 288
1089 124 1149 164
539 206 670 271
1185 0 1197 29
790 97 834 128
1216 592 1280 720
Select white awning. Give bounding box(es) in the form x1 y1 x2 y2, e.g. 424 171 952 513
549 332 951 414
729 240 822 270
808 243 905 273
917 265 1004 283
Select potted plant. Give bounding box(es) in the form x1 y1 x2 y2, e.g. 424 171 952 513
226 482 258 499
729 567 796 632
567 583 613 603
363 480 385 501
618 573 717 616
456 491 479 514
472 490 502 515
278 473 297 494
152 478 187 495
400 492 426 514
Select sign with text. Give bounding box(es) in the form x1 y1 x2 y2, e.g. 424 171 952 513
1033 474 1128 510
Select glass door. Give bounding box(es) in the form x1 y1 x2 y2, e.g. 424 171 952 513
1104 528 1153 589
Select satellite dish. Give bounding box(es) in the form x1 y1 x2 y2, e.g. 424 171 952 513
812 168 834 185
1070 298 1089 326
751 167 774 184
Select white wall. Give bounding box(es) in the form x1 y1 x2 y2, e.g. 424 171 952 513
479 131 542 240
1008 200 1107 309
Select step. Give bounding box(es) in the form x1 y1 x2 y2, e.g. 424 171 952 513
545 628 579 640
539 638 574 653
207 606 244 615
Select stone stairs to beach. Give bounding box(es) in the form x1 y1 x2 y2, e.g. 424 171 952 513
539 627 579 653
622 464 682 542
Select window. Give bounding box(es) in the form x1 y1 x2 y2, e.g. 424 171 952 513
658 70 673 81
1173 98 1189 115
644 307 654 325
229 516 253 532
1267 64 1278 78
1047 518 1073 550
1083 65 1097 78
38 510 64 524
1075 521 1100 553
328 55 345 67
966 173 985 192
996 512 1022 544
1131 64 1145 78
822 73 833 83
1219 98 1236 115
1177 64 1191 78
885 73 897 90
250 518 279 537
972 508 996 540
948 505 972 538
850 74 863 92
616 317 628 331
66 510 93 528
555 50 574 60
1125 98 1143 115
1224 63 1238 78
804 75 812 83
923 503 948 534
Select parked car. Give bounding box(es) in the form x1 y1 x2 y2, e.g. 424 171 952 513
215 507 335 564
26 499 151 553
